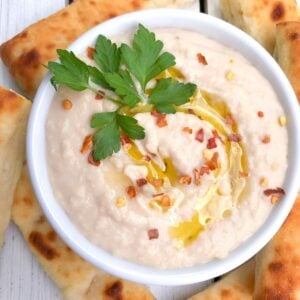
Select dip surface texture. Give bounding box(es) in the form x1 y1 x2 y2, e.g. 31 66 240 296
46 28 288 268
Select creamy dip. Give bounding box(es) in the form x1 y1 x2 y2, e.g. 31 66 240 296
46 28 288 268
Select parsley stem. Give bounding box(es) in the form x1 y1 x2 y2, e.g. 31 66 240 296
88 87 122 106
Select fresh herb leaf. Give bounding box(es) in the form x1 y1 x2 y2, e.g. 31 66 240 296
93 122 121 161
150 78 197 113
91 111 145 160
116 114 145 139
48 49 89 91
121 24 175 90
94 35 121 73
88 66 111 90
91 112 116 129
104 70 140 107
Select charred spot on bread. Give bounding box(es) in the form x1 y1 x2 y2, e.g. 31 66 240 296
22 196 33 207
271 2 285 21
20 48 40 68
105 280 123 300
29 231 59 260
289 32 300 41
268 262 284 272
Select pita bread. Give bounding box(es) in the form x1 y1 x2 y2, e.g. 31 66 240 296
220 0 299 52
0 0 195 98
253 195 300 299
0 86 31 247
12 165 154 300
274 21 300 102
188 259 255 300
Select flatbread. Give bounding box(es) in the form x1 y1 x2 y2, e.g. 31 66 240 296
0 86 31 247
188 259 255 300
274 21 300 102
219 0 299 52
0 0 195 98
253 195 300 299
12 165 154 300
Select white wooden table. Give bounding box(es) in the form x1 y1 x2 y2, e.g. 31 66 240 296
0 1 220 299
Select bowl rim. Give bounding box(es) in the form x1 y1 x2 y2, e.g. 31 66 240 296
28 8 300 286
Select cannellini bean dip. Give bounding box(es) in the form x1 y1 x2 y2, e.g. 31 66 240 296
46 28 288 268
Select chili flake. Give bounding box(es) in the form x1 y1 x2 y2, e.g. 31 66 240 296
257 111 264 118
182 127 193 134
95 91 105 100
148 228 159 240
262 135 271 144
160 195 173 208
212 129 224 144
206 152 219 171
193 168 202 185
225 114 235 126
80 134 93 154
207 137 217 149
228 134 241 142
88 152 101 166
136 178 147 187
126 186 137 198
149 178 164 188
62 99 72 110
197 53 208 65
195 128 204 143
264 187 285 196
156 114 167 127
179 175 192 185
87 47 95 59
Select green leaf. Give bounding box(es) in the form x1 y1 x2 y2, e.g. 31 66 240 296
150 78 197 113
91 112 117 128
121 24 175 90
116 114 145 139
104 70 140 107
94 35 121 73
93 122 121 161
88 66 111 90
48 50 90 91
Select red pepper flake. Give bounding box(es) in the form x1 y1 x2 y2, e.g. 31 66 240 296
239 171 248 178
212 129 224 144
225 114 235 126
257 111 264 118
120 135 132 146
206 152 219 171
197 53 208 65
264 187 285 196
262 135 271 144
179 175 192 185
151 110 168 127
88 152 101 166
193 168 201 185
95 91 105 100
148 228 159 240
87 47 95 59
126 186 137 198
152 193 164 198
182 127 193 134
188 108 196 115
80 134 93 154
207 137 217 149
151 110 161 117
143 155 151 162
199 166 210 176
195 128 204 143
228 133 241 142
149 178 164 188
136 178 147 187
156 114 167 128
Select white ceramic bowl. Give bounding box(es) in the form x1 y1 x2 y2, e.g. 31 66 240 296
28 9 300 286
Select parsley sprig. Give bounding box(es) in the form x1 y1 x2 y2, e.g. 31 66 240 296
47 24 197 161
